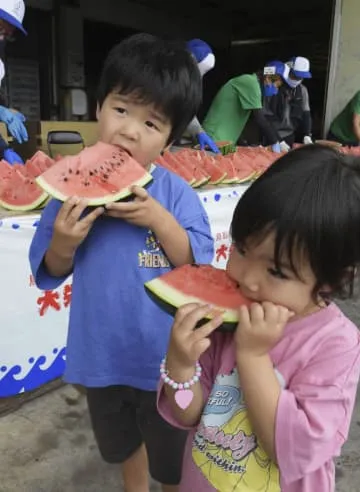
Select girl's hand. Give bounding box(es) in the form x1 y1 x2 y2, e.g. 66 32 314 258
235 302 294 358
166 303 223 379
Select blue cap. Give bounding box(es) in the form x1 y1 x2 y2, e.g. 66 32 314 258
186 38 213 64
263 60 289 79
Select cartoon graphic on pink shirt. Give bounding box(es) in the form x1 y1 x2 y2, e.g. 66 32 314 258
192 368 286 491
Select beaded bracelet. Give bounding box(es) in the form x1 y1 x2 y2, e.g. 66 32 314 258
160 357 202 409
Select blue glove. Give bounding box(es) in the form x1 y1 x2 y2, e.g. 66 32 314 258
197 132 220 153
271 142 281 153
3 147 24 164
0 106 28 144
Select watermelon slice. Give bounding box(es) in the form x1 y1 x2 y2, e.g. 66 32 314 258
175 151 210 187
203 157 227 184
229 154 257 183
157 152 196 186
195 152 227 184
160 149 232 187
144 264 251 332
36 142 153 205
25 151 54 177
0 166 49 211
215 156 239 184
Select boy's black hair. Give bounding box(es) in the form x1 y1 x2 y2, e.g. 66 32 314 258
231 144 360 299
97 32 202 144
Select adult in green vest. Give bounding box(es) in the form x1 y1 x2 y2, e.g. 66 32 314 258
328 91 360 146
202 61 290 153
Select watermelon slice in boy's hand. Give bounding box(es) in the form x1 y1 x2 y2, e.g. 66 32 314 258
144 264 251 332
36 141 153 206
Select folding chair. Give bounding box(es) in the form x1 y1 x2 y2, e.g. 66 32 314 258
47 130 85 158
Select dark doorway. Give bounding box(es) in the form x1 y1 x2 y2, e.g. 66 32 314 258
83 20 138 120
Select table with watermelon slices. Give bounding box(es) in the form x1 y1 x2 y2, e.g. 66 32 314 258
0 146 283 397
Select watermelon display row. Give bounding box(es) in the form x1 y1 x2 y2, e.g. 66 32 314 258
0 151 57 211
0 143 285 212
292 142 360 155
339 146 360 156
157 147 282 188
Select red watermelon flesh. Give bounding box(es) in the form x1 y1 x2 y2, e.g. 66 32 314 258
189 165 210 187
159 152 196 185
340 146 360 156
195 152 227 184
36 142 153 205
230 154 256 182
0 166 49 211
144 264 251 332
0 160 14 195
25 151 54 177
172 149 221 186
215 156 239 184
175 151 210 187
29 150 54 166
0 159 13 179
205 156 227 184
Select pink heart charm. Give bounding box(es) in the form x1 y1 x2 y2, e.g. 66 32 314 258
174 389 194 409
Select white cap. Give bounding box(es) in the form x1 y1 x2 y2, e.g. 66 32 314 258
0 0 26 35
197 53 215 77
287 56 311 78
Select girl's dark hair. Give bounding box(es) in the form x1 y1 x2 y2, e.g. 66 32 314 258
97 32 202 144
231 144 360 299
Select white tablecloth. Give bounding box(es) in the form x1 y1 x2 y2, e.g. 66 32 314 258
0 184 248 396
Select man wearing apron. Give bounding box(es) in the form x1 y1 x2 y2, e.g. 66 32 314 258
263 57 313 151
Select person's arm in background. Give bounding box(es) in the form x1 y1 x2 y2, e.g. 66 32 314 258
352 114 360 142
301 85 313 144
187 116 220 153
0 106 28 144
349 92 360 143
236 75 286 153
0 87 25 163
252 108 285 152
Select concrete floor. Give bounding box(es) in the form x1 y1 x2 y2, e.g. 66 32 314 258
1 296 360 492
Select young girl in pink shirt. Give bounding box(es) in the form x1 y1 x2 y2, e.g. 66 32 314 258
157 144 360 491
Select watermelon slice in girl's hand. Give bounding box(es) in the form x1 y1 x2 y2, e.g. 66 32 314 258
36 142 153 206
144 264 251 332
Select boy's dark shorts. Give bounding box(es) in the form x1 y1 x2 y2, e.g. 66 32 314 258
86 385 188 485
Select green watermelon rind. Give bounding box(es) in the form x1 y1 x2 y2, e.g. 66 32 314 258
35 172 153 206
0 190 49 212
218 143 237 156
144 277 239 332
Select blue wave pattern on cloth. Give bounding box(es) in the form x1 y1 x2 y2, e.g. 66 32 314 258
0 347 66 396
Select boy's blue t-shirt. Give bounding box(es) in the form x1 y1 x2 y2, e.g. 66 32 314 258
29 165 214 391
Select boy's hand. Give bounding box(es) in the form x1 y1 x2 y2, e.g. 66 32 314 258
50 197 104 257
166 303 223 379
235 302 294 358
105 185 167 229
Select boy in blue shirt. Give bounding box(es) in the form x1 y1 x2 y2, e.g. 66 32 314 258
29 33 214 492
